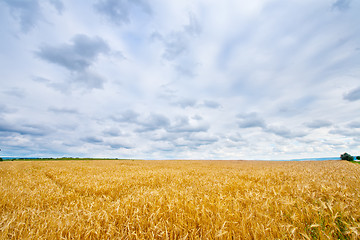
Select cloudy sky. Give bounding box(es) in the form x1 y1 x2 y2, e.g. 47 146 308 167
0 0 359 160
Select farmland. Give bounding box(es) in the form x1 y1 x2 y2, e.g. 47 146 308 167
0 160 359 239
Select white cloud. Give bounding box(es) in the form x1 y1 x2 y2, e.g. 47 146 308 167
0 0 360 159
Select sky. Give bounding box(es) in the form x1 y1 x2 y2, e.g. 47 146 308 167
0 0 359 160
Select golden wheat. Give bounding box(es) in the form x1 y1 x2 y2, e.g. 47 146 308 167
0 160 359 239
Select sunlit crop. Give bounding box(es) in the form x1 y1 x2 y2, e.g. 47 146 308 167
1 160 359 239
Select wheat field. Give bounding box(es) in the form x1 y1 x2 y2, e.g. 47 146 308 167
0 160 359 239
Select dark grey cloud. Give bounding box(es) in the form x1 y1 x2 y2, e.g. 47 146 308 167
175 62 198 78
55 123 78 131
228 135 243 142
103 128 122 137
173 98 197 108
171 96 221 109
35 73 105 92
278 96 316 117
188 134 218 145
36 34 110 72
150 32 163 42
136 113 170 132
192 115 203 121
266 126 307 139
202 100 221 109
343 86 360 101
0 104 16 115
35 35 109 90
184 13 202 36
94 0 151 25
226 133 247 147
74 71 105 89
111 110 139 123
48 107 78 114
237 113 266 128
0 105 8 113
305 120 332 129
161 32 188 61
33 76 71 93
167 116 209 133
347 121 360 128
329 128 360 137
176 134 218 149
48 0 64 14
332 0 351 11
0 120 50 137
81 136 103 144
32 76 51 83
156 13 201 62
154 144 174 152
322 140 345 147
150 132 179 142
151 13 202 79
108 142 132 149
2 88 25 98
22 124 52 136
156 85 177 101
142 115 210 146
2 0 64 33
2 0 41 33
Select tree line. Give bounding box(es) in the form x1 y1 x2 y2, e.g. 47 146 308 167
340 152 360 161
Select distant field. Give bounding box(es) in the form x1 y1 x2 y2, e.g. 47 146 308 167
1 160 359 239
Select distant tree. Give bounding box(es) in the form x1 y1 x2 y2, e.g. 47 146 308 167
357 156 360 160
340 152 354 161
0 158 2 161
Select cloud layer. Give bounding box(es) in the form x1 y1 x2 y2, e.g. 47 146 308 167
0 0 360 159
